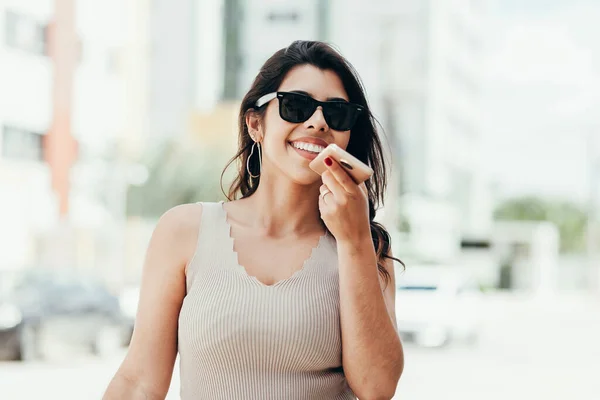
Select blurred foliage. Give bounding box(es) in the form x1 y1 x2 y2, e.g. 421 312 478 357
494 196 588 253
397 215 412 234
126 139 231 218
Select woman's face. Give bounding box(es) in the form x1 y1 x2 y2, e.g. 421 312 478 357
255 64 352 186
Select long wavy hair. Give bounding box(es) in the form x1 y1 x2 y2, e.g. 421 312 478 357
221 40 404 284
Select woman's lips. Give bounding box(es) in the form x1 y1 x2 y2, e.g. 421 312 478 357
289 142 322 160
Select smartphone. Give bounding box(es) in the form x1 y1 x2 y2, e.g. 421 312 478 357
309 143 374 184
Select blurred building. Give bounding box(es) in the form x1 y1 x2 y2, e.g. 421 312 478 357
492 221 560 295
330 0 493 263
72 0 125 156
143 0 329 147
228 0 329 99
0 0 58 270
211 0 494 263
146 0 228 139
146 0 197 138
0 0 130 272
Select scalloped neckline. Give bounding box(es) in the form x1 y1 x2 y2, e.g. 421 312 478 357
219 201 327 288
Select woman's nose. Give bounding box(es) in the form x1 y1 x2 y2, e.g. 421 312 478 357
304 106 329 132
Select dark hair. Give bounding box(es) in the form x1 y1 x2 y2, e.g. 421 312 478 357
221 40 404 285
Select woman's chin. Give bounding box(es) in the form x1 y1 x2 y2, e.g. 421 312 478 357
287 169 322 186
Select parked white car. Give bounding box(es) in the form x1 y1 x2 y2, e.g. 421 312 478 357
395 266 482 348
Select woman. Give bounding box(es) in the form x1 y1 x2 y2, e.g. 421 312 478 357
104 40 404 400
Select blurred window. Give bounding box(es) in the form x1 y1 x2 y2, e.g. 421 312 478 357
4 10 48 55
1 125 45 161
266 11 299 22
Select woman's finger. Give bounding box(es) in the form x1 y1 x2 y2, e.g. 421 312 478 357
324 158 358 193
319 184 333 204
319 189 329 208
321 170 346 202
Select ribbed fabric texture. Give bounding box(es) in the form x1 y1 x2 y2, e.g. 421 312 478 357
177 202 356 399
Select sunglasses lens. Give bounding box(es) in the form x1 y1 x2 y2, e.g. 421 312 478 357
324 103 360 131
278 92 362 130
280 93 315 123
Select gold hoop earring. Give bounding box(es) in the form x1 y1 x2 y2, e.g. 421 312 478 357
246 141 262 178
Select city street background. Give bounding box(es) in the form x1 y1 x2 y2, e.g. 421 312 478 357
2 0 600 399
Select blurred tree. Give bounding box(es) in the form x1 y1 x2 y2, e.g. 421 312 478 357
126 139 231 218
494 196 588 253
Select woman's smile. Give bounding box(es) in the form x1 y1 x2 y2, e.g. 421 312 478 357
288 137 329 160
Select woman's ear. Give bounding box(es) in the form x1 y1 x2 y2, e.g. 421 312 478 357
245 109 263 142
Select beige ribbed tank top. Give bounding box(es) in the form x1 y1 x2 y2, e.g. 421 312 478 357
177 202 356 399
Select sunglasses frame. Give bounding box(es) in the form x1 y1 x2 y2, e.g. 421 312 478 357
255 91 364 131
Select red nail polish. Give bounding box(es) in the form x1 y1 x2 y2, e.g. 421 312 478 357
324 157 332 166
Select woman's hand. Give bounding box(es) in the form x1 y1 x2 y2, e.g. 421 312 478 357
319 157 371 244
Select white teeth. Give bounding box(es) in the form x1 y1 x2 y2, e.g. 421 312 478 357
291 142 325 154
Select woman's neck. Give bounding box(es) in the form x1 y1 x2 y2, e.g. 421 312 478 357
238 174 324 238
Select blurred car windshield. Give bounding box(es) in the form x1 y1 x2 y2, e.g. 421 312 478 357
398 285 438 291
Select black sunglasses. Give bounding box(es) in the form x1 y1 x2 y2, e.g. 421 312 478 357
255 91 364 131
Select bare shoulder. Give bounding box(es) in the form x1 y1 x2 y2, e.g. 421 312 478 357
103 203 204 399
157 203 203 233
151 203 203 264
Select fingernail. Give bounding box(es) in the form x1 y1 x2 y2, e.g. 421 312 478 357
324 157 332 166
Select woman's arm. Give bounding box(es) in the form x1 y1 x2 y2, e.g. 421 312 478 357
318 159 403 400
103 204 202 400
338 239 404 400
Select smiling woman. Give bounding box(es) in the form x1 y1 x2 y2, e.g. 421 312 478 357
103 40 404 400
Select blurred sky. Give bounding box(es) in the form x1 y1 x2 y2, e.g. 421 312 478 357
484 0 600 202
